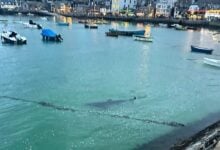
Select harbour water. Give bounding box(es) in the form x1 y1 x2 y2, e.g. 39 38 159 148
0 16 220 150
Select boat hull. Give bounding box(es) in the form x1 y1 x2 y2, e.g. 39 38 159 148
105 32 118 37
57 22 69 26
204 58 220 67
109 29 145 36
134 35 153 42
191 45 213 54
1 31 27 45
85 24 98 29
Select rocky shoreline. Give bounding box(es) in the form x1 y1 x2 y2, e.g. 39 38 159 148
171 120 220 150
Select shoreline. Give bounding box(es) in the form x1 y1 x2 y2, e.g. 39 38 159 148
134 112 220 150
60 13 220 30
1 10 220 29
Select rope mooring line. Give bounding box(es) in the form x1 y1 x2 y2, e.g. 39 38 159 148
0 95 185 128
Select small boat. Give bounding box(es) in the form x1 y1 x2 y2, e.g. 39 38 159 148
203 57 220 67
1 31 27 45
23 20 42 29
78 20 88 24
41 29 63 42
108 29 145 36
187 26 198 30
57 22 69 26
133 25 153 42
85 24 98 29
159 23 167 27
94 20 109 24
105 32 118 37
175 24 187 30
27 13 34 16
41 17 48 21
167 23 175 28
134 35 153 42
191 45 213 55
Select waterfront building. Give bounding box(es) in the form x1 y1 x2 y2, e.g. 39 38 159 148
155 0 177 17
205 9 220 21
0 0 18 10
195 0 220 9
54 2 72 14
21 1 45 11
111 0 137 13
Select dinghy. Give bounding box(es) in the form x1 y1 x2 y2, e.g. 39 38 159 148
85 24 98 29
191 45 213 54
23 20 42 29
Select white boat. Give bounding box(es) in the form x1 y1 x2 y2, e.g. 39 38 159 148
203 57 220 67
175 24 187 30
27 13 34 16
22 20 42 29
1 31 27 45
134 24 153 42
41 17 48 21
134 35 153 42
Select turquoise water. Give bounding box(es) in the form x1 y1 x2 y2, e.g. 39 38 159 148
0 15 220 149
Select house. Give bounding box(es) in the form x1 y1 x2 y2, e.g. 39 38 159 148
0 0 18 10
111 0 137 13
155 0 177 17
21 1 45 11
205 9 220 21
54 2 72 14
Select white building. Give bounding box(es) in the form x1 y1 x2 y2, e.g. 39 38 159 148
111 0 137 13
0 0 18 10
156 0 177 17
205 10 220 21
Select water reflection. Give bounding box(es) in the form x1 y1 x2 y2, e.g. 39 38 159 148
55 16 72 24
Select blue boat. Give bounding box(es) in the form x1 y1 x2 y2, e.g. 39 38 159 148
57 22 69 26
191 45 213 55
109 29 145 36
41 29 63 42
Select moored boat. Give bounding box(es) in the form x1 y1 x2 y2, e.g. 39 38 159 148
1 31 27 45
167 23 176 28
133 24 153 42
191 45 213 54
27 13 34 16
78 20 88 24
108 29 145 36
175 24 187 30
57 22 69 26
85 24 98 29
134 35 153 42
41 29 63 42
105 32 118 37
23 20 42 29
41 17 48 21
187 26 198 30
203 57 220 67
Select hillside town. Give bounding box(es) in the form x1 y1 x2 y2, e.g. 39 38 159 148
0 0 220 21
